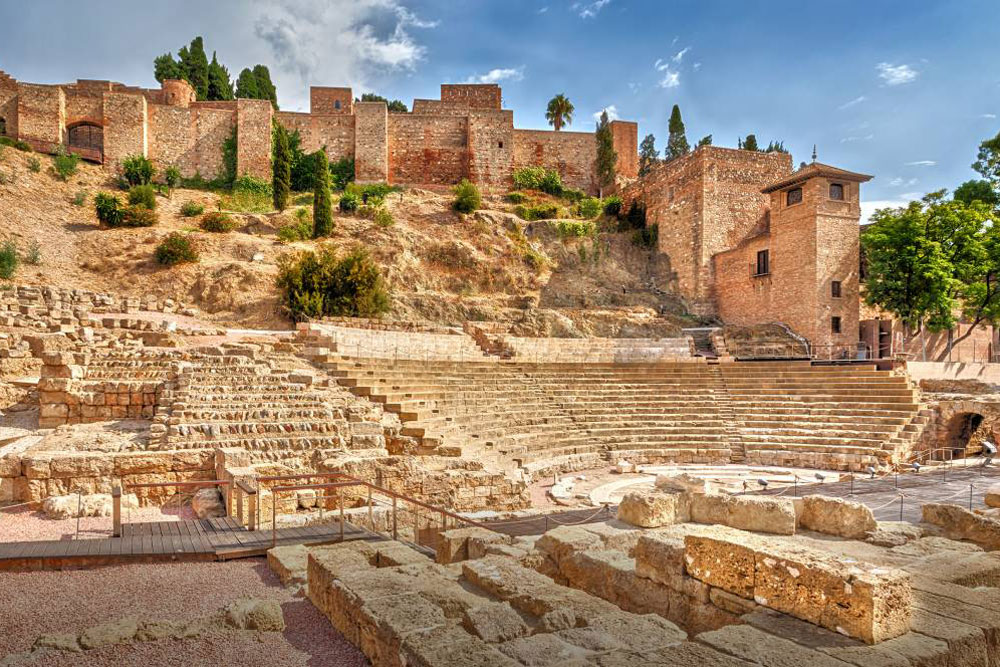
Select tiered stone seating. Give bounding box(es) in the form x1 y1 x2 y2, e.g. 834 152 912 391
719 361 920 470
302 322 488 361
499 335 693 362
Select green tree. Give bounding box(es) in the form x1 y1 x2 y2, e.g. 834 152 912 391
178 37 209 100
697 134 713 147
207 52 234 101
764 140 788 154
595 110 617 197
252 65 278 108
235 68 260 100
545 94 575 131
954 179 1000 208
360 93 408 112
638 134 659 177
153 53 183 83
272 122 292 211
862 193 1000 351
312 148 333 238
739 134 759 151
665 104 690 161
973 130 1000 188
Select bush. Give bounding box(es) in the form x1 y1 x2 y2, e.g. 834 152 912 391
223 175 273 213
0 137 31 152
199 211 236 233
94 192 124 226
71 190 87 207
180 201 205 217
338 191 360 213
277 208 312 242
373 207 394 228
514 202 562 221
631 223 659 249
312 150 333 237
53 146 80 182
122 205 159 227
539 169 563 196
122 154 155 186
276 247 390 321
330 157 355 191
155 233 198 266
512 166 546 190
603 195 623 217
164 166 181 191
552 220 597 239
618 200 647 231
0 241 17 279
505 192 527 204
452 179 481 213
561 188 585 203
577 197 602 219
128 184 157 210
28 157 41 173
24 240 41 265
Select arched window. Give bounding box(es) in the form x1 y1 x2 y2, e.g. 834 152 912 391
67 123 103 158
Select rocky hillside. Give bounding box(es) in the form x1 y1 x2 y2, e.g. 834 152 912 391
0 148 693 335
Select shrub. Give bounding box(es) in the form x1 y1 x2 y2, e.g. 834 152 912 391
0 170 12 186
373 207 394 228
24 240 41 265
618 200 647 231
561 187 585 203
122 154 155 186
338 191 360 213
122 205 158 227
312 149 333 237
631 223 659 249
128 184 157 210
223 175 273 213
71 190 87 207
0 137 31 151
28 157 41 173
277 208 312 242
53 146 80 182
603 195 623 217
552 220 596 239
180 201 205 217
512 166 546 190
199 211 236 233
276 247 390 321
539 169 563 196
0 241 17 279
577 197 602 219
505 192 527 204
514 202 562 221
155 233 198 266
330 157 355 191
452 179 481 213
94 192 124 226
164 166 181 191
272 122 291 211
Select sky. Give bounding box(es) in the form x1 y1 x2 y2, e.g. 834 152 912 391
1 0 998 221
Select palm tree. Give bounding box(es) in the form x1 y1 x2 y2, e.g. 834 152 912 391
546 94 574 131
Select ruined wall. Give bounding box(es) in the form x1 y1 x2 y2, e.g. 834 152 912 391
513 129 595 192
387 113 469 185
311 87 353 115
275 112 356 162
611 120 638 179
235 98 272 180
468 109 514 189
102 91 147 171
149 104 234 179
411 99 470 116
0 87 17 138
64 90 104 128
15 83 65 150
354 101 388 183
440 84 501 110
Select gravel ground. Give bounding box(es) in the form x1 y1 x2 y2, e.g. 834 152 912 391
0 558 367 666
0 505 196 543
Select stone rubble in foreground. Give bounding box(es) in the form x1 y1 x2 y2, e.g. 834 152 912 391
278 486 1000 667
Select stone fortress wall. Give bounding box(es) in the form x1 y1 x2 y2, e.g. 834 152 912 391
0 71 637 193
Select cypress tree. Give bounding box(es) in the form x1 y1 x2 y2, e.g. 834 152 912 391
273 122 292 212
665 104 690 161
181 37 210 100
235 68 260 100
312 149 333 238
638 134 659 177
207 52 234 101
153 53 183 83
595 111 618 197
742 134 759 151
252 65 279 109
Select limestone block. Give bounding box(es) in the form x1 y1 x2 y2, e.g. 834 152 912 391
42 493 138 519
579 522 641 555
78 617 139 649
655 473 708 495
536 525 604 566
462 602 530 643
866 521 922 548
698 625 856 667
985 483 1000 508
191 487 226 519
0 455 20 478
437 527 513 564
617 491 689 528
402 623 520 667
922 503 1000 551
689 493 796 535
224 598 285 632
34 633 82 652
798 495 877 539
498 633 592 665
267 544 308 587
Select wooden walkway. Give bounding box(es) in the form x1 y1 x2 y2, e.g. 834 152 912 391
0 517 371 571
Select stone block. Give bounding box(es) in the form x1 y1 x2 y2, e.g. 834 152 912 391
922 503 1000 551
986 483 1000 508
690 493 796 535
437 527 512 564
617 491 689 528
462 602 530 643
268 544 309 587
798 495 877 539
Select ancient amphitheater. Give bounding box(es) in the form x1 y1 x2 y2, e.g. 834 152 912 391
3 282 1000 666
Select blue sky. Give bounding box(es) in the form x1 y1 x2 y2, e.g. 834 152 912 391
2 0 998 219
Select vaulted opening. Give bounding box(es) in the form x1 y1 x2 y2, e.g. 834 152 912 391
67 122 104 161
943 412 987 459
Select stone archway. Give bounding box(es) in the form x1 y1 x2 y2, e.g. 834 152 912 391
66 122 104 162
942 411 987 459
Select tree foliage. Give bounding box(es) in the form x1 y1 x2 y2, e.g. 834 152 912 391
739 134 759 151
665 105 690 161
697 134 713 147
207 53 234 101
360 93 408 112
272 122 292 211
594 111 617 195
973 129 1000 188
638 134 659 177
546 94 575 131
862 192 1000 344
178 37 209 100
154 37 276 106
277 247 390 321
312 148 333 238
953 179 999 208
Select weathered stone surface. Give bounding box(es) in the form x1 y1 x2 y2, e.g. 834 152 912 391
798 495 877 539
699 624 850 667
689 493 796 535
498 633 592 665
461 602 530 643
617 491 689 528
985 483 1000 508
34 633 81 652
922 503 1000 551
437 527 513 564
267 544 309 587
224 598 285 632
402 623 520 667
41 492 137 519
191 487 226 519
78 617 139 649
655 473 708 495
867 522 922 548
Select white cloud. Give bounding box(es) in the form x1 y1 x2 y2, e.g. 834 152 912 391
982 113 997 119
672 47 690 63
465 67 524 84
253 0 436 109
838 95 867 110
537 6 549 13
627 82 640 94
840 133 874 143
692 62 701 71
889 177 918 187
877 62 919 86
593 105 618 122
904 160 936 166
575 0 611 18
658 69 680 88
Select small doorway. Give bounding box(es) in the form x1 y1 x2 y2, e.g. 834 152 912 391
943 412 987 459
67 123 104 162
